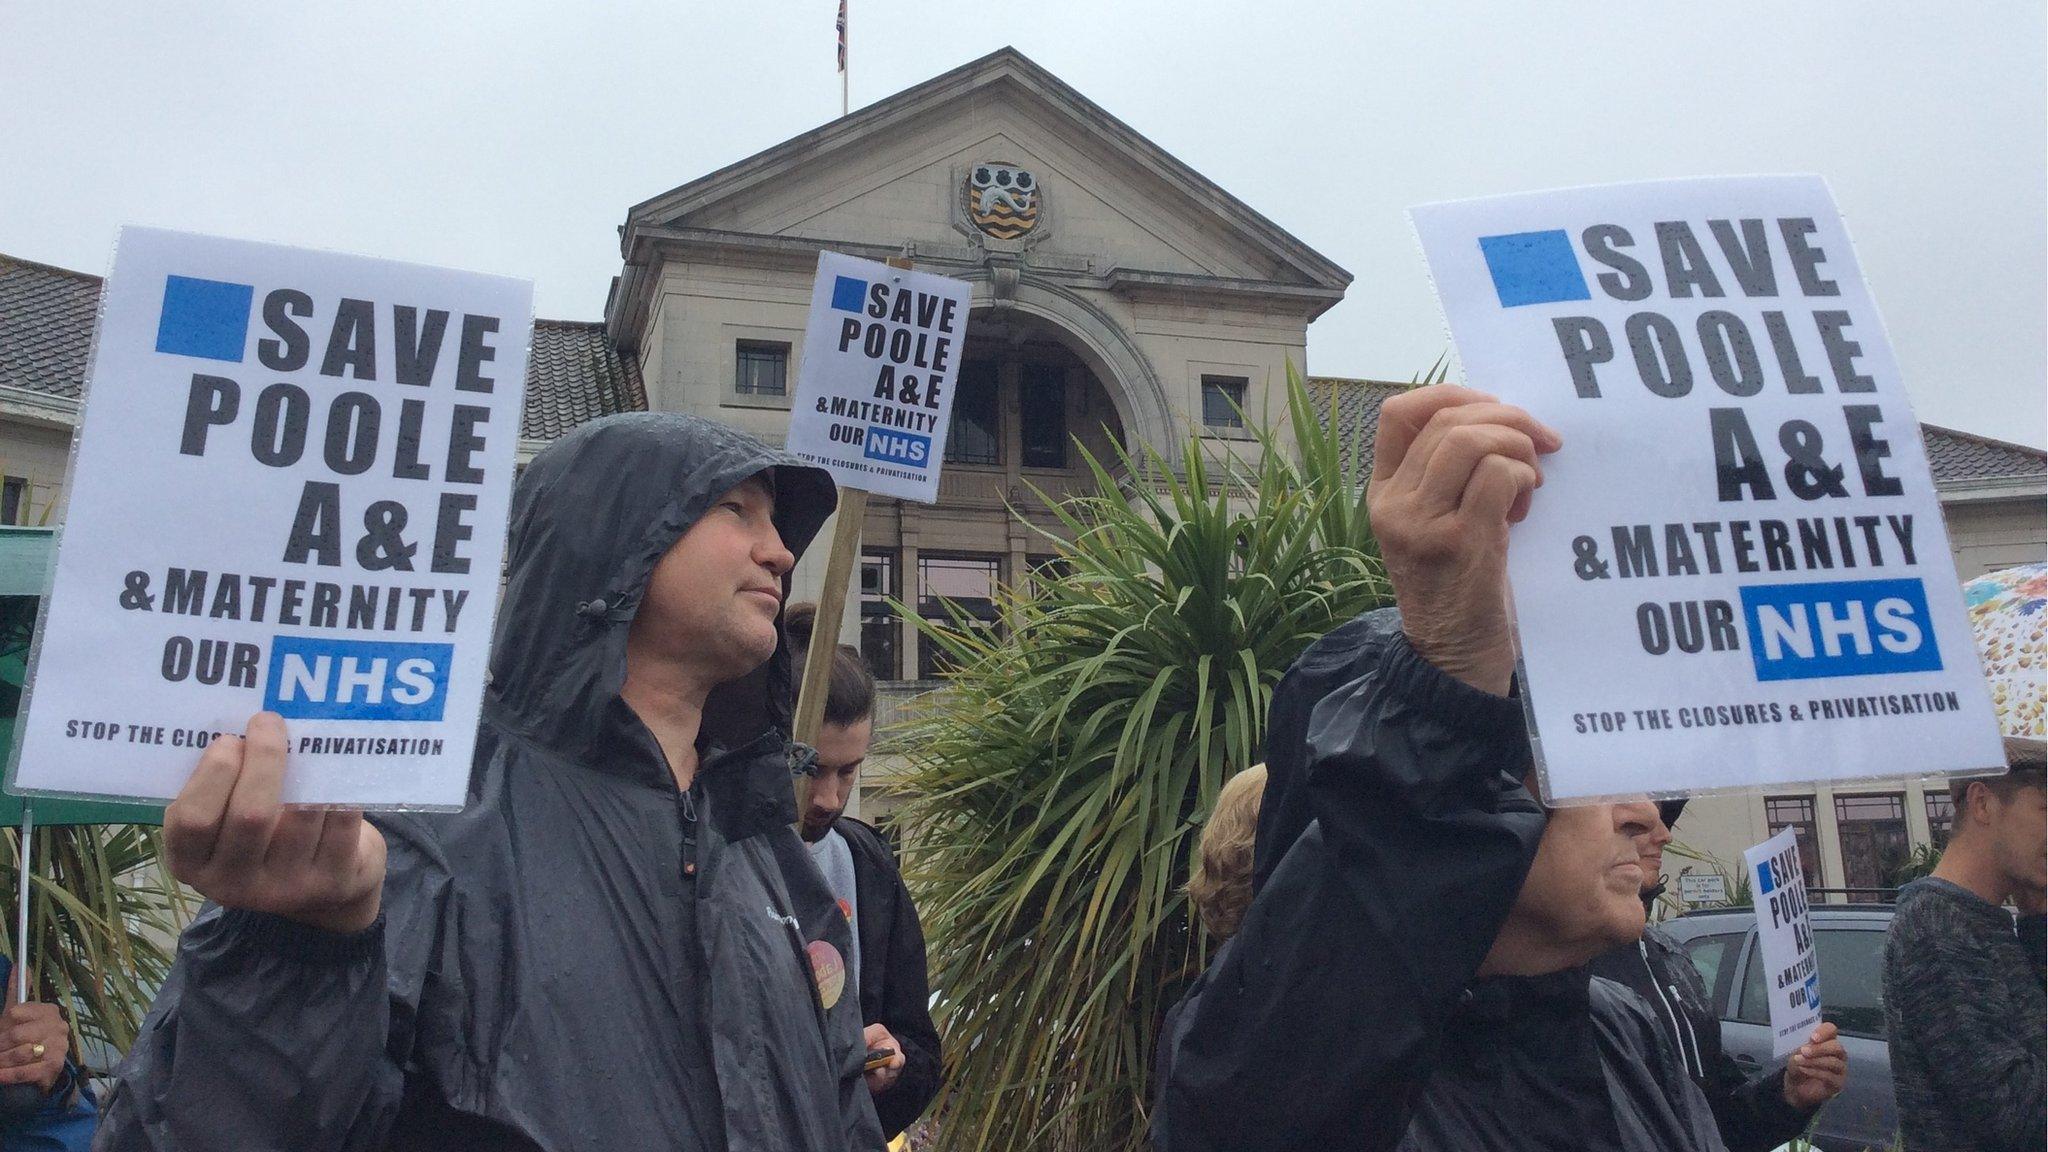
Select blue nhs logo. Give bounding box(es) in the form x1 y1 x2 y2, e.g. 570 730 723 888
262 636 454 721
1738 578 1942 683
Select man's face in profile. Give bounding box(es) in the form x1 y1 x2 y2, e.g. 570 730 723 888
1510 786 1661 961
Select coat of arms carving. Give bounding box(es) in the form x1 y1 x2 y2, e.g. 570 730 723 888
967 163 1040 240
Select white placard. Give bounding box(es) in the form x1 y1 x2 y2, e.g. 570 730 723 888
1678 871 1729 906
782 251 973 503
8 227 531 809
1411 176 2004 802
1742 827 1823 1058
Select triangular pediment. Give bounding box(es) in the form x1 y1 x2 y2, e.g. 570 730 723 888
620 48 1349 291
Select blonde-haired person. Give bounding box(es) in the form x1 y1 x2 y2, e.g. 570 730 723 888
1188 765 1269 942
1154 765 1268 1149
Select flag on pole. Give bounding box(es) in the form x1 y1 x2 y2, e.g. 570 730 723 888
836 0 848 72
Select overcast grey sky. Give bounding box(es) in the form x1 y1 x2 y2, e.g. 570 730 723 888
4 1 2041 445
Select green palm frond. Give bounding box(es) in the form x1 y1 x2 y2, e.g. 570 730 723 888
890 364 1391 1151
2 826 193 1071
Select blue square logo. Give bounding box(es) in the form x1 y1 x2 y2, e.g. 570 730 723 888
155 275 253 361
830 275 869 314
1477 230 1591 308
1756 862 1775 895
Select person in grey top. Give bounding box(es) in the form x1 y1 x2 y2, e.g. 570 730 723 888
786 602 943 1141
1882 736 2046 1152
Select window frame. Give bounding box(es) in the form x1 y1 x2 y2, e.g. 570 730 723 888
915 551 1004 680
1923 790 1956 850
0 476 25 526
1199 374 1250 434
1835 791 1910 897
1763 795 1825 890
858 548 901 682
945 360 1002 467
721 328 800 411
1019 361 1068 470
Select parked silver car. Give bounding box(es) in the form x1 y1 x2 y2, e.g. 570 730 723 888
1658 905 1897 1152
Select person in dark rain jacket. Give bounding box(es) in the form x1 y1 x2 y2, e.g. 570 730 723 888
1158 384 1729 1152
1588 801 1846 1152
96 413 886 1152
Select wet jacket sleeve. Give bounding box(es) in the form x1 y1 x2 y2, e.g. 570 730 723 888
1158 609 1546 1152
870 864 942 1139
94 822 447 1152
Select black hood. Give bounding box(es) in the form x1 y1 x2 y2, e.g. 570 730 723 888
486 412 835 780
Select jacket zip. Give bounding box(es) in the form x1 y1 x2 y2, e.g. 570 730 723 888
680 786 700 877
1641 941 1701 1078
1668 979 1703 1078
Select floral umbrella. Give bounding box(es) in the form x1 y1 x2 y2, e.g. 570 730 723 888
1965 563 2046 738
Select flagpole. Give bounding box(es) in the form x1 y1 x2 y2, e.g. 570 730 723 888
839 0 849 117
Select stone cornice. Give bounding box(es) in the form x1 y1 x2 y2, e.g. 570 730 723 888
0 385 79 431
1935 472 2047 505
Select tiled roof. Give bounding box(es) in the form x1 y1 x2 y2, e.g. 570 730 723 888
1310 376 2043 489
1305 375 1409 478
0 255 100 401
1921 424 2045 485
522 320 647 441
0 252 645 442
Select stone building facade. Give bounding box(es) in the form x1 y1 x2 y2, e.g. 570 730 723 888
1 47 2041 842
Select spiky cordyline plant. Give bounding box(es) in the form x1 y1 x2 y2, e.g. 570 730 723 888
890 366 1393 1152
2 825 192 1070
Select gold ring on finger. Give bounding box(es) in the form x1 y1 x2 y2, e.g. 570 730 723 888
29 1042 45 1058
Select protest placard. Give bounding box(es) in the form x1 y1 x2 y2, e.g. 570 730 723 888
782 250 972 505
1412 176 2004 802
1742 827 1823 1058
7 227 530 809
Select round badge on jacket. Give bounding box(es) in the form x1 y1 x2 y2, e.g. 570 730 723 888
807 940 846 1009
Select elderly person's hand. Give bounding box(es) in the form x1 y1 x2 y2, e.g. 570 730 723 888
1366 384 1561 695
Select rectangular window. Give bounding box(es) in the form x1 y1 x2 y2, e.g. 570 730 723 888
1740 926 1890 1038
917 553 1001 679
946 361 1000 466
1763 796 1823 890
1835 792 1909 898
859 549 899 682
1020 362 1067 469
1811 928 1890 1039
1682 932 1746 1019
1201 375 1248 430
734 341 789 397
0 477 25 526
1924 791 1956 850
1736 936 1771 1026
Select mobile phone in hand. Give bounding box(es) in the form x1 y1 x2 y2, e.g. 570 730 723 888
862 1046 897 1072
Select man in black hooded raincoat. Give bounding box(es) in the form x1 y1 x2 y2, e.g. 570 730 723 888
95 413 886 1152
1156 384 1729 1152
